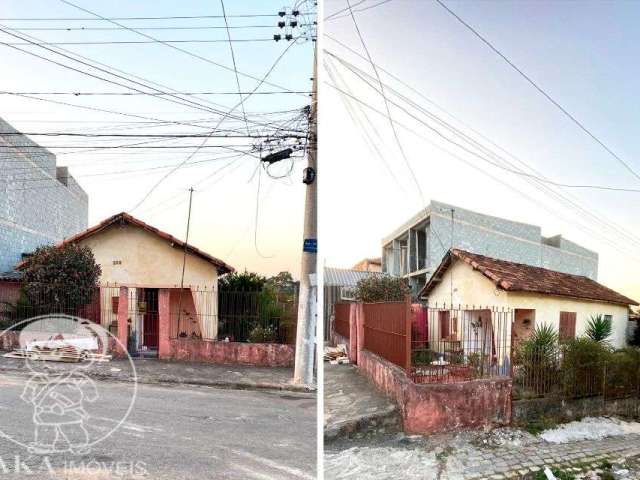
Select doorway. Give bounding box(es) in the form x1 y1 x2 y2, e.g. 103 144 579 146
141 288 159 351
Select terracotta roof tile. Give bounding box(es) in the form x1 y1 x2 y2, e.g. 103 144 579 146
19 212 234 275
420 249 637 306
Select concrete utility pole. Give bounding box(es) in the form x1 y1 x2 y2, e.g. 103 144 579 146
293 47 317 385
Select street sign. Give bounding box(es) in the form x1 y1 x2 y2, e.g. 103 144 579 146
303 238 317 253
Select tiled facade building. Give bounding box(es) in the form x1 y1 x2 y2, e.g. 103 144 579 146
382 200 598 293
0 117 88 273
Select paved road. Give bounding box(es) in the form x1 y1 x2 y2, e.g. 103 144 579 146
0 374 316 479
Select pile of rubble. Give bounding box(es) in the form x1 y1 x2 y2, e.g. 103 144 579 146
325 344 349 365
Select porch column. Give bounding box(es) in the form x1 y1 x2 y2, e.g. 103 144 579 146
158 288 171 359
116 286 129 357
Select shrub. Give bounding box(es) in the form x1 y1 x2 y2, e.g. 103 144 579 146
585 314 612 343
248 324 277 343
354 276 410 303
21 243 101 312
411 349 434 365
560 338 612 398
515 324 560 396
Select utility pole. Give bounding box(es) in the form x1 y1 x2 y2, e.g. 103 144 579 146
293 47 317 385
177 187 194 336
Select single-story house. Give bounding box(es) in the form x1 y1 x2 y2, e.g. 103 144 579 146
419 249 638 352
351 257 382 272
25 212 234 354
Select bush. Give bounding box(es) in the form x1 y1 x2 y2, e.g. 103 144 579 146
354 276 410 303
21 243 101 311
515 324 560 396
560 338 612 398
585 314 612 343
248 324 277 343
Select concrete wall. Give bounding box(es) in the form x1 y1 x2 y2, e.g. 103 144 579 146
164 338 294 367
0 118 88 272
77 224 218 287
426 258 630 348
358 348 512 434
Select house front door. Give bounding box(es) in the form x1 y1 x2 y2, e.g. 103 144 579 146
142 288 159 350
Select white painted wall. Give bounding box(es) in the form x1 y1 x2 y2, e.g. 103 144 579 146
426 258 630 348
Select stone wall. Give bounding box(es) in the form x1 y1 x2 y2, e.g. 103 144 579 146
0 117 88 272
164 338 295 367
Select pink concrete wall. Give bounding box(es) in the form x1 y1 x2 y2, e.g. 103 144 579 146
164 339 295 367
358 348 512 434
169 289 202 338
0 331 19 350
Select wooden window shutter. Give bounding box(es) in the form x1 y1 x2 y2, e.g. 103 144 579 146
112 296 120 314
559 311 576 341
439 311 450 339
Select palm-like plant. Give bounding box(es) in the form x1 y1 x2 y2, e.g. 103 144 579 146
516 324 559 396
585 314 612 343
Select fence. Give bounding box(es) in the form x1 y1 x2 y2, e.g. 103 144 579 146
216 289 297 344
512 348 640 402
334 302 350 340
410 303 513 384
362 300 411 370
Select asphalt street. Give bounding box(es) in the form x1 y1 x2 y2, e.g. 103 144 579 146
0 374 316 479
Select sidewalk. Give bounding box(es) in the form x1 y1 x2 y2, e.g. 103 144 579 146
0 356 315 393
326 421 640 479
324 363 401 441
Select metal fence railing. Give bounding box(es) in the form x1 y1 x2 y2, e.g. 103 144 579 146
334 302 350 340
410 303 513 383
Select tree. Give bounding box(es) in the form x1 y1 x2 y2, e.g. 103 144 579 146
21 243 101 311
219 270 266 291
585 314 613 343
354 275 410 302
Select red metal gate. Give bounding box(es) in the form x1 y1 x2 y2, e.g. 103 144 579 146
142 289 159 349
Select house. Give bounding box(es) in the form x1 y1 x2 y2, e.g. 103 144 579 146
352 257 382 272
419 249 637 352
323 267 383 340
47 212 234 355
0 117 88 275
382 200 598 293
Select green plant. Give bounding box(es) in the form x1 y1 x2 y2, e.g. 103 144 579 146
560 337 612 398
515 324 560 396
411 349 434 365
248 324 277 343
533 468 575 480
21 243 101 312
219 270 267 291
585 314 612 343
354 276 410 303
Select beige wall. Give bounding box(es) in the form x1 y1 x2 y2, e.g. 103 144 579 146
426 258 630 348
78 224 219 287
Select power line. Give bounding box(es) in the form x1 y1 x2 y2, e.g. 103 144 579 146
59 0 306 95
0 90 311 96
1 38 298 46
0 14 288 21
11 25 280 31
0 132 305 138
326 0 393 21
435 0 640 183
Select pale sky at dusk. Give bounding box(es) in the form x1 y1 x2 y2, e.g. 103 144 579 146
321 0 640 300
1 0 315 279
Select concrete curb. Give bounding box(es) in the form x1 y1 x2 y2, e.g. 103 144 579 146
324 405 401 442
0 366 317 394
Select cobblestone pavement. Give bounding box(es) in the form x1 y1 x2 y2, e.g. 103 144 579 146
325 428 640 479
324 363 400 440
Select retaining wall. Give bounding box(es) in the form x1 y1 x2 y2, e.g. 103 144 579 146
164 338 295 367
358 348 512 434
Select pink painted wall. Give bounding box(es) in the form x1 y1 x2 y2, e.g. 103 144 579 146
164 338 295 367
358 348 512 434
169 289 202 338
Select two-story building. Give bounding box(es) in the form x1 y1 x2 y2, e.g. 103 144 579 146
382 200 598 294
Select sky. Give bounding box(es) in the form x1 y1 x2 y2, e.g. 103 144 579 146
321 0 640 300
0 0 315 279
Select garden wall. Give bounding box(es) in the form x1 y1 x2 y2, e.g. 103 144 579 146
513 396 640 427
358 348 512 434
163 338 295 367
